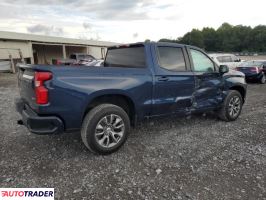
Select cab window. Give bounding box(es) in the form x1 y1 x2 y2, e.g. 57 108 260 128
105 45 146 68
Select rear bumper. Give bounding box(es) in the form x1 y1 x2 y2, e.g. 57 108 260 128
15 98 64 135
245 73 263 80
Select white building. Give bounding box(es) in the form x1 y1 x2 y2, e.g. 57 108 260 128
0 31 117 69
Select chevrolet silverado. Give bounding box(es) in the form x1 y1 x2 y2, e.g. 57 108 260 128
16 42 247 154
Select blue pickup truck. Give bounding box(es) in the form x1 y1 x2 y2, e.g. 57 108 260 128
16 42 247 154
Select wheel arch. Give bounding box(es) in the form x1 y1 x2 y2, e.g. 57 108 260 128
229 85 246 102
83 93 136 126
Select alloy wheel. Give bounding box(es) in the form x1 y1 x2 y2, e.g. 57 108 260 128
228 96 241 118
95 114 125 148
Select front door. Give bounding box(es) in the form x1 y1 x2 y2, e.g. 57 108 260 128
152 44 195 116
188 47 223 110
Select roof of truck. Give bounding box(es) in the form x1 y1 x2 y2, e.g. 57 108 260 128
108 41 197 49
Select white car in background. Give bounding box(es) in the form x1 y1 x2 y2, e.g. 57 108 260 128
87 59 104 66
209 53 242 69
79 59 104 67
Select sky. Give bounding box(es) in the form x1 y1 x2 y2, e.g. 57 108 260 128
0 0 265 43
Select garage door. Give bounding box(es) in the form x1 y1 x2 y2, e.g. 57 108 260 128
0 61 11 72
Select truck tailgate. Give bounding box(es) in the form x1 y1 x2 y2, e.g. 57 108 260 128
18 65 37 109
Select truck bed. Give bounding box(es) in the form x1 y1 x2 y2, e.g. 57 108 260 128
17 64 153 130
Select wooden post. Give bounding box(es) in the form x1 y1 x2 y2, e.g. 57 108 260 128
19 49 25 64
30 57 34 64
9 54 16 73
62 45 66 59
28 41 34 64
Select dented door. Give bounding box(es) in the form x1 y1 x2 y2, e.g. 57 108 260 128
151 44 195 116
187 47 223 110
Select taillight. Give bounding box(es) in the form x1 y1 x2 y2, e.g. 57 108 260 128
34 72 52 104
56 60 61 65
250 67 259 73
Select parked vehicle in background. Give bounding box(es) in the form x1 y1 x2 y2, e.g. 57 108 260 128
79 59 104 66
88 59 104 66
52 53 96 65
16 42 247 155
209 53 242 69
235 60 266 84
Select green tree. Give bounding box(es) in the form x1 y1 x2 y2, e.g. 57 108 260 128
202 27 218 51
250 25 266 52
179 29 204 48
159 23 266 52
216 23 235 51
232 25 252 52
158 38 176 43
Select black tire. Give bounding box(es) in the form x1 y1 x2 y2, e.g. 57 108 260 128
81 104 130 155
218 90 243 121
260 74 266 84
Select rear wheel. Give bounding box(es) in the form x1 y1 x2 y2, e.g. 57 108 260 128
218 90 243 121
260 74 265 84
81 104 130 155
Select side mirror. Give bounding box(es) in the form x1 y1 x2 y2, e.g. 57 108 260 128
219 65 229 74
234 59 241 62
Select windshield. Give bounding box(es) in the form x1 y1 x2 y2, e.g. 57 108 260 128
239 61 263 67
78 55 95 60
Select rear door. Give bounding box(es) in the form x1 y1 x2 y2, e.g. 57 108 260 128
151 43 195 116
187 47 223 110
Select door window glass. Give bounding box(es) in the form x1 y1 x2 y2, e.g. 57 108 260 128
157 47 186 71
191 49 215 72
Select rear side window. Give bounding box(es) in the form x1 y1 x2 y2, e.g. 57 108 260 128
157 47 186 71
105 45 146 68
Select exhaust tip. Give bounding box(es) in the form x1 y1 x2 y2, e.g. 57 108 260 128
17 120 24 125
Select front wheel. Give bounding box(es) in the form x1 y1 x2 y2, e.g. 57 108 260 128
81 104 130 155
218 90 243 121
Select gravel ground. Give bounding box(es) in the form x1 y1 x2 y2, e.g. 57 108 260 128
0 73 266 200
